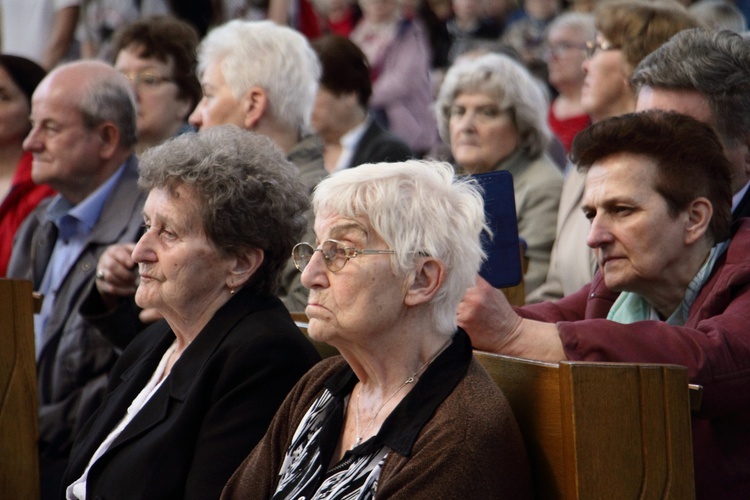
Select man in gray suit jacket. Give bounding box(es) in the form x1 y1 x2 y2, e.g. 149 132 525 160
7 60 145 498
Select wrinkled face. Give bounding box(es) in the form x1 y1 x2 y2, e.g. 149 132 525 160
0 66 32 146
133 186 234 322
636 86 750 194
449 91 519 174
189 58 246 131
115 46 193 145
581 34 633 121
582 153 688 296
24 76 104 201
545 24 587 91
301 210 407 348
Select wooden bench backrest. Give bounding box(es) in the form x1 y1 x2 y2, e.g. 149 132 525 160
0 279 39 499
474 351 695 499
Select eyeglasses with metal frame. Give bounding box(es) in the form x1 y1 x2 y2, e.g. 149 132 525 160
585 39 620 59
292 239 395 273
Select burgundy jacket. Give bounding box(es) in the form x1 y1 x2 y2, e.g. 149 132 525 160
517 218 750 499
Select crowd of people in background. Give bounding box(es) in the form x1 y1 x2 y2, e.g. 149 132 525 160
0 0 749 498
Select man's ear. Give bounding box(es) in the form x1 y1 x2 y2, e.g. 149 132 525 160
98 122 121 160
684 197 712 246
241 87 268 130
227 248 264 290
404 258 445 307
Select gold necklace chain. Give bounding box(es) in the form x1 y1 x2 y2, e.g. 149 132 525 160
352 338 451 449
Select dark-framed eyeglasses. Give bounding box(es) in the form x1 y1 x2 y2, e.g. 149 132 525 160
292 239 395 273
585 40 620 59
120 71 174 88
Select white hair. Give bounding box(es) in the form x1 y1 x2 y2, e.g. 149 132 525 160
312 160 488 336
197 20 321 133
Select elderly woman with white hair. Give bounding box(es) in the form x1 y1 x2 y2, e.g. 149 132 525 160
436 53 563 294
223 160 532 498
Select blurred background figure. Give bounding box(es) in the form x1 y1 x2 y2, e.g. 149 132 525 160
111 15 202 156
310 0 362 35
543 12 595 154
1 0 80 69
62 126 320 499
351 0 438 156
0 55 54 277
310 34 412 173
432 0 502 70
224 160 532 498
501 0 562 81
436 52 563 295
76 0 170 60
527 0 699 303
689 0 747 33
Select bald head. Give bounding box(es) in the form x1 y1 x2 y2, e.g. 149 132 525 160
25 60 138 203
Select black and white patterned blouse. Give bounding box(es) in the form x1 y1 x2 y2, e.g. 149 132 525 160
270 330 473 499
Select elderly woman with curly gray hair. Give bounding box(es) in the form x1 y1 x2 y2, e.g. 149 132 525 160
61 125 320 499
436 52 563 295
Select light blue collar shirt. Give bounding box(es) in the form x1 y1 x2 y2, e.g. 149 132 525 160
35 163 128 358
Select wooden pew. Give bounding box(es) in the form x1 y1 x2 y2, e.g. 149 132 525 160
474 351 696 499
292 312 696 499
0 279 39 499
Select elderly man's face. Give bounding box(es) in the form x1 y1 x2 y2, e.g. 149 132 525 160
189 58 246 131
449 91 519 174
300 210 406 347
24 74 107 203
133 185 235 323
636 86 750 194
582 152 690 297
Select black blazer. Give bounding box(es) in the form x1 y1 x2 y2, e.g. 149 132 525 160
61 288 320 499
346 119 413 169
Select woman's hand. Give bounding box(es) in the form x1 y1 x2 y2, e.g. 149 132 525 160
96 243 139 302
96 243 163 323
458 275 566 361
457 275 522 354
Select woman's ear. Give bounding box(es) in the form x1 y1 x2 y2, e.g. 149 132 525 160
684 197 712 245
241 87 268 130
227 248 264 290
404 258 445 307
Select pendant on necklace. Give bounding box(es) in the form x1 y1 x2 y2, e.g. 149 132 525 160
353 436 362 448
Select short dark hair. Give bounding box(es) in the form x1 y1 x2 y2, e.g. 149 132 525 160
0 54 46 106
571 110 732 243
311 34 372 108
111 15 202 112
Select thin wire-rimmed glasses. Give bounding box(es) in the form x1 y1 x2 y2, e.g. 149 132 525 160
585 39 620 59
292 239 395 273
120 71 174 89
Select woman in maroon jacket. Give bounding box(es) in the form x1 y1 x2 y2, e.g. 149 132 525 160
458 110 750 499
